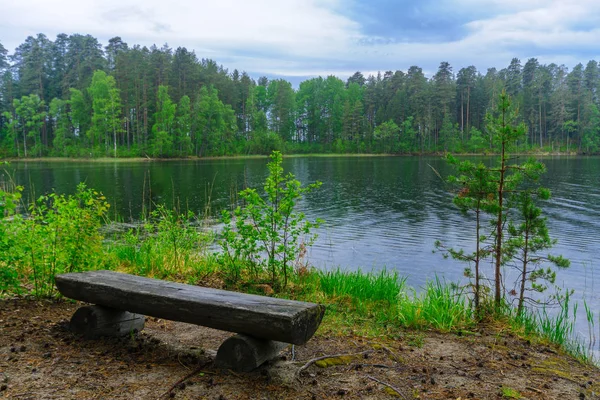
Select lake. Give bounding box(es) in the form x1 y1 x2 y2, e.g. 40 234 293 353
4 156 600 346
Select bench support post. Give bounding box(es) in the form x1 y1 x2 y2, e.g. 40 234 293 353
69 305 145 339
215 334 289 372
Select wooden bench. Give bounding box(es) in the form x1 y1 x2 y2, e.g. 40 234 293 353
55 270 325 372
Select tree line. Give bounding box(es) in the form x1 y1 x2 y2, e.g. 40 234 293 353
1 33 599 157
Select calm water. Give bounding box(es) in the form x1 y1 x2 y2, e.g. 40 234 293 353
5 156 600 344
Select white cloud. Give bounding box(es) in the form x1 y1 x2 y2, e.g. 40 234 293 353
1 0 599 78
1 0 360 57
464 1 600 49
325 0 600 76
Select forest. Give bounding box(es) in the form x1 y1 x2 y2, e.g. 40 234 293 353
0 33 599 157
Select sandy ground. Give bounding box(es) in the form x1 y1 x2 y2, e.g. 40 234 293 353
1 298 599 399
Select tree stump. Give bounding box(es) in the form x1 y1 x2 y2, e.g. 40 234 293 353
69 305 145 339
215 334 289 372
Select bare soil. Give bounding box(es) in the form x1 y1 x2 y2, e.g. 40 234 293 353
1 298 599 399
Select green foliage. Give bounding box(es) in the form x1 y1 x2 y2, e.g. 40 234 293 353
49 98 75 156
69 88 91 141
373 120 399 153
194 85 237 156
1 110 19 157
267 79 297 141
436 154 497 313
1 183 109 297
3 32 600 158
245 130 283 155
175 95 193 156
0 175 23 293
220 151 322 289
151 85 176 157
88 70 122 156
581 103 600 154
13 94 46 157
439 114 458 151
506 190 570 314
466 127 488 152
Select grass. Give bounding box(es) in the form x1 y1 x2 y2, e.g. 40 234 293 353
504 291 592 363
318 268 404 303
397 278 475 332
501 386 522 399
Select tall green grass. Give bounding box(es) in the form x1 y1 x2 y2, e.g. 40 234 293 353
312 268 405 327
506 291 592 362
318 268 404 303
397 278 475 332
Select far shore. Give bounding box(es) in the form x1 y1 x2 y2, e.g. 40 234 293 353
0 151 585 163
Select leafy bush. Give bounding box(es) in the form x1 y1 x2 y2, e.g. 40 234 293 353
1 183 109 297
220 151 322 289
0 181 23 294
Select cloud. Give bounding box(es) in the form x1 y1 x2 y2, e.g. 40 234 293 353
1 0 359 53
325 0 600 76
1 0 599 80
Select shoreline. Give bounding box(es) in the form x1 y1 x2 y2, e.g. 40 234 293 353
1 151 586 163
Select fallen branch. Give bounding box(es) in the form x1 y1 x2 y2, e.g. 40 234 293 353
367 375 407 399
159 360 212 399
297 350 373 377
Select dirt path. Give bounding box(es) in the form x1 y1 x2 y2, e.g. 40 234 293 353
1 298 599 399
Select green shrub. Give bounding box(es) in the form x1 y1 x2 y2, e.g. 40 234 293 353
2 183 110 297
0 182 23 294
219 151 322 289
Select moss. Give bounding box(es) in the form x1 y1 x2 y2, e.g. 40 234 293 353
314 355 357 368
532 357 577 380
384 386 402 397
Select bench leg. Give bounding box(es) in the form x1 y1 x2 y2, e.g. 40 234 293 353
215 334 289 372
69 305 145 339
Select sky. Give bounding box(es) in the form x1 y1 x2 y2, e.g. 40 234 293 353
2 0 600 84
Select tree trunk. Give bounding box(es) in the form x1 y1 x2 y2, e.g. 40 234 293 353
460 90 464 136
466 86 470 135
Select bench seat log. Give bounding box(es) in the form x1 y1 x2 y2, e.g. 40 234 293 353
55 270 325 345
